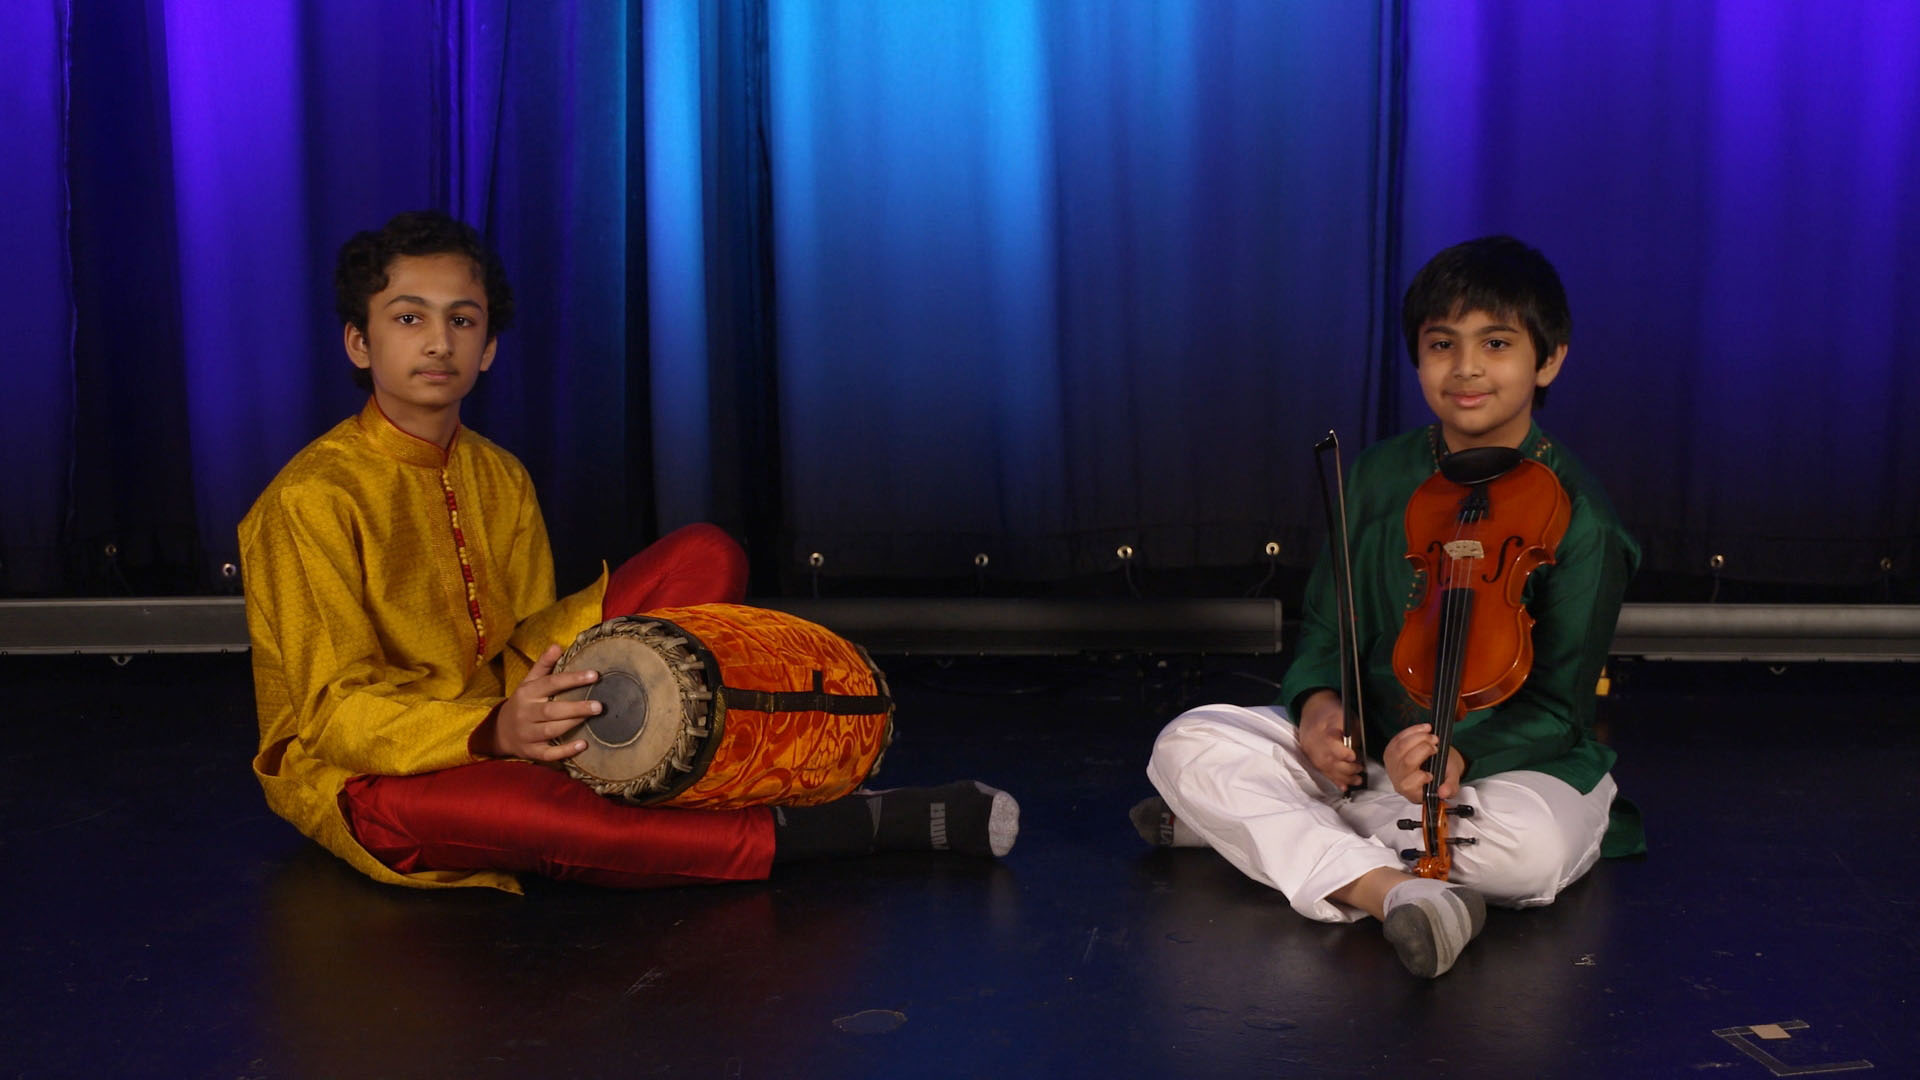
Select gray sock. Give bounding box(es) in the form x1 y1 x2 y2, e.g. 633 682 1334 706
1128 796 1206 848
1382 879 1487 978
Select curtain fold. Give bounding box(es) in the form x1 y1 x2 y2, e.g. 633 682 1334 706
165 1 316 592
463 0 638 588
0 1 75 594
64 1 203 593
696 0 786 589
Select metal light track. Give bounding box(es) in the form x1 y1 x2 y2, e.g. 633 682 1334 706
2 597 1917 661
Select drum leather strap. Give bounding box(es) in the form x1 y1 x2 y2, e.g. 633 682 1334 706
719 669 891 715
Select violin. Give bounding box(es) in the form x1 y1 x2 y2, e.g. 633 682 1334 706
1391 445 1570 880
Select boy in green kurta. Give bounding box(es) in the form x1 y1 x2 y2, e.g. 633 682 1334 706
1142 236 1641 977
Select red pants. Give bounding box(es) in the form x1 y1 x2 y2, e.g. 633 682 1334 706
598 520 750 617
340 523 775 888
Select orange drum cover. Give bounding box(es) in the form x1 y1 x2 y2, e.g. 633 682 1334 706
551 604 893 810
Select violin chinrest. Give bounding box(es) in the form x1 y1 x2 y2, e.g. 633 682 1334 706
1438 446 1523 486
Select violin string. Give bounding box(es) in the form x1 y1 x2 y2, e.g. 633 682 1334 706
1423 489 1480 864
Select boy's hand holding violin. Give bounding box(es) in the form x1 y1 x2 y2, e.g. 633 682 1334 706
1298 688 1464 801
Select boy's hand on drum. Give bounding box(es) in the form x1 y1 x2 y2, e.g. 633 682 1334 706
483 644 601 761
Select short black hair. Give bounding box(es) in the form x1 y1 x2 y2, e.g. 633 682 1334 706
334 210 515 393
1402 235 1569 408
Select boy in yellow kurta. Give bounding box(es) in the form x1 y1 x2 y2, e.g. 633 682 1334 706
242 211 1018 891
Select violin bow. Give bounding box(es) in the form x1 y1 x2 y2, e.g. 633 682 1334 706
1312 431 1368 793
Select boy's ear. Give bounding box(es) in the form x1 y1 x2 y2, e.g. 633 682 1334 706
1534 344 1568 388
479 335 497 372
344 323 372 369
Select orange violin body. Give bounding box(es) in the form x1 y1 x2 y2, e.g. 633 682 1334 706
1393 456 1571 709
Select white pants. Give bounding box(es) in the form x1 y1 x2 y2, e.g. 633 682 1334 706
1147 703 1616 923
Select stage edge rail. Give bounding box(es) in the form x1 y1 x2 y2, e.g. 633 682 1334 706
1 598 1917 661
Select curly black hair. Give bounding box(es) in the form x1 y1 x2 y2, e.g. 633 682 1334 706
334 210 515 393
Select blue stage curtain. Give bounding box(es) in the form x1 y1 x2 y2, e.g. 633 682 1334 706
0 1 647 595
769 0 1388 581
1393 0 1920 588
766 0 1917 590
3 1 1915 598
0 1 74 594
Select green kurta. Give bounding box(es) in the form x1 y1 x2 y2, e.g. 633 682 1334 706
1276 422 1644 856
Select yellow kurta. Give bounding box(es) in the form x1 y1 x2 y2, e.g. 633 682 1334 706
239 399 604 891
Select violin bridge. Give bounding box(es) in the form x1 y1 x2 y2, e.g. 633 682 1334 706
1443 539 1484 560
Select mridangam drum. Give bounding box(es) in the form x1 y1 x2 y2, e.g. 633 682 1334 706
549 603 893 810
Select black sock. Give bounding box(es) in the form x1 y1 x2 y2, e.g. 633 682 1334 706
770 781 1019 863
770 798 881 863
871 781 1018 857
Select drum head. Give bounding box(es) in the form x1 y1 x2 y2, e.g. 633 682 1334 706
551 618 711 800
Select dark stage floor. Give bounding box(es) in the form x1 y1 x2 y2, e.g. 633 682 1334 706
4 649 1915 1079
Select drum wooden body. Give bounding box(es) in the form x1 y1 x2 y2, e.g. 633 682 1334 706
550 604 893 810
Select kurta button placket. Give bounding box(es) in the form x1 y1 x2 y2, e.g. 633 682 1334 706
440 467 488 663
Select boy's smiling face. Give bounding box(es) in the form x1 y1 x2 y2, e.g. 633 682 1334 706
346 252 497 446
1416 307 1564 451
